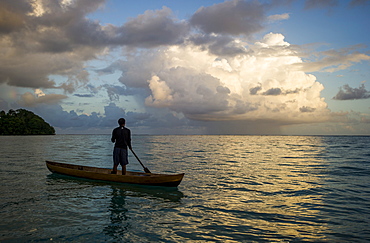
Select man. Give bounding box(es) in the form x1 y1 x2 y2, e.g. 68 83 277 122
111 118 132 175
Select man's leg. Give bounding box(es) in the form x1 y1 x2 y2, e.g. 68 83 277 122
112 147 118 174
122 148 128 175
112 164 118 174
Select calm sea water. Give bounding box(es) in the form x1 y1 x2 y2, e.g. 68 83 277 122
0 135 369 242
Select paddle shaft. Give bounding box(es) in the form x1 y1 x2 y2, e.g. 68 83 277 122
130 148 151 173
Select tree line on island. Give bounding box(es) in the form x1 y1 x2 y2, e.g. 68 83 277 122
0 109 55 135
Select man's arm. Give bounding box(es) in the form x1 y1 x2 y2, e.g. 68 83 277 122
127 129 132 149
111 128 116 143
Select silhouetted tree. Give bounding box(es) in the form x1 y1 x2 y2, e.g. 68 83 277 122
0 109 55 135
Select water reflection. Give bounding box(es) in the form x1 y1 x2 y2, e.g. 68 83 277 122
103 188 129 239
102 184 184 240
46 173 185 240
140 135 333 241
2 135 369 241
47 173 184 201
230 136 330 241
43 135 370 241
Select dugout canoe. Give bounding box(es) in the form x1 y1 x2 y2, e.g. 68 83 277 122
46 161 184 187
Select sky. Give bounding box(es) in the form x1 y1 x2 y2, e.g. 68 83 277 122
0 0 369 135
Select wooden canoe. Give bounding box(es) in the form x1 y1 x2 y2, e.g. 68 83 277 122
46 161 184 187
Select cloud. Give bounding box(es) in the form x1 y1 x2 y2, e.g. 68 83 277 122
19 91 68 107
304 0 339 9
146 76 174 106
189 34 249 56
2 0 367 94
0 0 106 91
298 47 370 72
114 7 189 48
73 94 95 98
0 1 188 93
300 106 316 112
349 0 370 7
114 32 330 125
190 0 266 36
102 84 144 101
0 2 27 34
23 102 128 130
0 98 9 111
35 89 45 97
333 84 370 100
25 102 192 134
303 0 370 9
1 0 369 134
268 13 290 22
263 88 282 96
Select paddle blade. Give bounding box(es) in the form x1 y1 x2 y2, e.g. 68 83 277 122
130 148 152 173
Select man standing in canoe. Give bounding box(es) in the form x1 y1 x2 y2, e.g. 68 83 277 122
111 118 132 175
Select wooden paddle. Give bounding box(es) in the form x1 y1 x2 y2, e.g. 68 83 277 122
130 148 151 173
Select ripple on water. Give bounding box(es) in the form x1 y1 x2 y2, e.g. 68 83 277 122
0 135 370 242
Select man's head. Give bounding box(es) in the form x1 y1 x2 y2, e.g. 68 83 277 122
118 118 126 126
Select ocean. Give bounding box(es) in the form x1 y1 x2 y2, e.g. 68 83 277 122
0 135 369 242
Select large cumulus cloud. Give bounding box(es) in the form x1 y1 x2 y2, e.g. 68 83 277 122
115 33 330 125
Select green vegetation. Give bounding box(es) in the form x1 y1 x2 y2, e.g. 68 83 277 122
0 109 55 135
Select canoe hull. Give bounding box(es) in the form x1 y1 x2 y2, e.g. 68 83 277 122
46 161 184 187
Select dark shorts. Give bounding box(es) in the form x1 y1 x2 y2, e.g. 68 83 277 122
113 147 129 166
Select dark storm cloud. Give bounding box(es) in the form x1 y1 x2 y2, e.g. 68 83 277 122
304 0 339 9
189 34 248 56
34 5 189 50
190 0 266 36
300 106 316 112
0 0 105 90
0 1 29 34
349 0 370 7
29 102 140 129
304 0 369 9
102 84 142 101
26 102 190 133
0 98 9 111
333 84 370 100
96 60 126 75
263 88 282 96
0 1 188 91
250 86 301 96
250 86 262 95
114 7 189 48
73 94 95 98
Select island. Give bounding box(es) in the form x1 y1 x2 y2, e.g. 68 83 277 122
0 109 55 135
